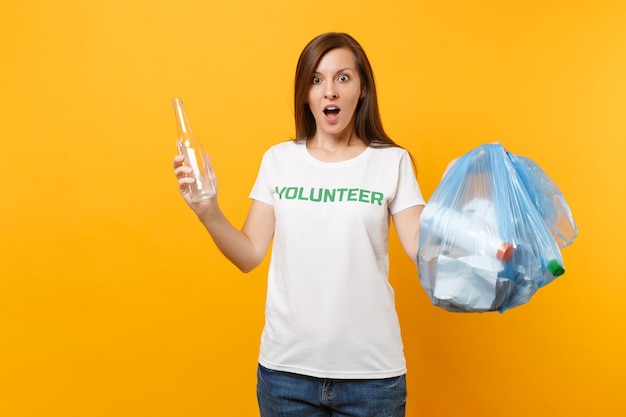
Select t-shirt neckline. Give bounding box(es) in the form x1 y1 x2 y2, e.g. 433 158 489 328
299 142 372 168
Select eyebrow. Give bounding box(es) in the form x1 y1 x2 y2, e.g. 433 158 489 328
313 67 356 76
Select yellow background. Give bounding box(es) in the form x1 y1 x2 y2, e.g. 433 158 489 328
1 0 624 416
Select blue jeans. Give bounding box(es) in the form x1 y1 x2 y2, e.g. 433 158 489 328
257 364 407 417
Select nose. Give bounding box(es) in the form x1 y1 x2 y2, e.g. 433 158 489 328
325 82 338 99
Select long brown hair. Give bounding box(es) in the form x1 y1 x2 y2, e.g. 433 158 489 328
294 32 398 148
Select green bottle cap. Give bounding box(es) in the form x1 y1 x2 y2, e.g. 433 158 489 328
547 259 565 277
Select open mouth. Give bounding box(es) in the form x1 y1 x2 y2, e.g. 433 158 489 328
323 106 340 118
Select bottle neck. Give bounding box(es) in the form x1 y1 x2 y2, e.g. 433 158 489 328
172 98 192 136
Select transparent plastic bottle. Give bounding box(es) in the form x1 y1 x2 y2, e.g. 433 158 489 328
423 202 514 262
172 98 216 201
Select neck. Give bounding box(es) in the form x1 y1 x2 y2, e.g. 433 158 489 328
308 129 363 153
305 129 368 162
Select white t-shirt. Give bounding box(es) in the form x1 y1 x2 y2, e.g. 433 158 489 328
249 141 425 379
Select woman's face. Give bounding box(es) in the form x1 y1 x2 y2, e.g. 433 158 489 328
307 48 364 140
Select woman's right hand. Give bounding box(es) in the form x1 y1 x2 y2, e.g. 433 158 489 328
173 154 219 218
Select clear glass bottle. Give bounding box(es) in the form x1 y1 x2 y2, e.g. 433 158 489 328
172 98 216 201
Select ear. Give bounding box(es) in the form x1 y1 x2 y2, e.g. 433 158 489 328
360 88 366 99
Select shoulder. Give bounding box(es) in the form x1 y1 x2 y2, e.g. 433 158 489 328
263 140 302 158
369 145 411 161
258 141 305 170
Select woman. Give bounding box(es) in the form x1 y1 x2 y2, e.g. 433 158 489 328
174 32 425 417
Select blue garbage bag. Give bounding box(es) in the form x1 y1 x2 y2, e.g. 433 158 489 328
507 153 578 248
417 144 576 312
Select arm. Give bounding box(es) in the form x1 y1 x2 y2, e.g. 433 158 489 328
174 155 275 273
391 204 425 264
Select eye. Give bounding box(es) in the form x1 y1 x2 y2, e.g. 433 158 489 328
312 76 321 84
338 74 349 82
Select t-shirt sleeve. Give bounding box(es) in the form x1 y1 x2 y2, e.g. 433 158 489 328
388 150 426 215
249 149 276 206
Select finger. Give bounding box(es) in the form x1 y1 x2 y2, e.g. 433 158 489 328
178 177 195 186
173 154 185 168
174 165 192 177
